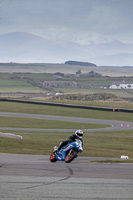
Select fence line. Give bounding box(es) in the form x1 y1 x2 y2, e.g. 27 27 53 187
0 98 133 113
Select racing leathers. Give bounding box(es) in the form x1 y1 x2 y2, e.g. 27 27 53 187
57 134 83 151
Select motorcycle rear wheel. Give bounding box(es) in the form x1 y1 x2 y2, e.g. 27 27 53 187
65 150 77 163
50 152 57 162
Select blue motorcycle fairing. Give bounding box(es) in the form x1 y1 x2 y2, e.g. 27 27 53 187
55 140 82 161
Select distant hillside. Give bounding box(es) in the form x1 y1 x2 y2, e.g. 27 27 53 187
0 32 83 63
65 61 97 67
0 31 133 65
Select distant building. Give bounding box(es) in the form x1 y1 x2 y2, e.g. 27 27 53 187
76 70 81 75
86 71 102 77
109 82 133 89
81 71 102 77
43 81 77 88
53 72 64 77
55 92 63 96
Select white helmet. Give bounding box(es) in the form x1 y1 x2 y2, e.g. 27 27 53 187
75 130 83 139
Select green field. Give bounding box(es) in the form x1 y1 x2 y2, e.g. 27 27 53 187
0 86 46 93
53 87 133 98
0 116 109 129
0 130 133 158
0 78 46 93
0 102 132 121
48 99 133 109
0 73 133 99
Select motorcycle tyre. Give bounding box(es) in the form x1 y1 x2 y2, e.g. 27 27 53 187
65 150 77 163
50 152 57 162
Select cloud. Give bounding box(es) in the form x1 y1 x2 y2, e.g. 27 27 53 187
1 0 133 44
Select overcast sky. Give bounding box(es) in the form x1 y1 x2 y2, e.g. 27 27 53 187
0 0 133 45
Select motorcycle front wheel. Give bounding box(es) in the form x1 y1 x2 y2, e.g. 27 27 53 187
50 152 57 162
65 150 77 163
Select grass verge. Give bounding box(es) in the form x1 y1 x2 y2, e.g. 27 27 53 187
0 116 110 129
0 102 133 122
0 130 133 159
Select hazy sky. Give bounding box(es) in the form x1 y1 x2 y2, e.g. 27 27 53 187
0 0 133 45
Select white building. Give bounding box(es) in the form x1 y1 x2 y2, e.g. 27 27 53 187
109 83 133 89
119 83 133 89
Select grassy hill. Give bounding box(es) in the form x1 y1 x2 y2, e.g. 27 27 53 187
0 62 133 76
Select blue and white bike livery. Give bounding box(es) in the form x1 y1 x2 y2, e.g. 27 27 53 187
50 139 83 163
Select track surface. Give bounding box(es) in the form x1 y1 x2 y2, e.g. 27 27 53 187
0 112 133 199
0 112 133 138
0 154 133 200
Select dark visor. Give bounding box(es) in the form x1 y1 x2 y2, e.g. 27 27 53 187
78 133 83 136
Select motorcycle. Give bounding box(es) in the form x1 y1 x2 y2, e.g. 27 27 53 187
50 139 83 163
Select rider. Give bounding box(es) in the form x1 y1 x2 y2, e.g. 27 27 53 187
54 130 83 154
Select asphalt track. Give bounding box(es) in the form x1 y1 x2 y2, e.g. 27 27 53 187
0 112 133 139
0 154 133 200
0 112 133 199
